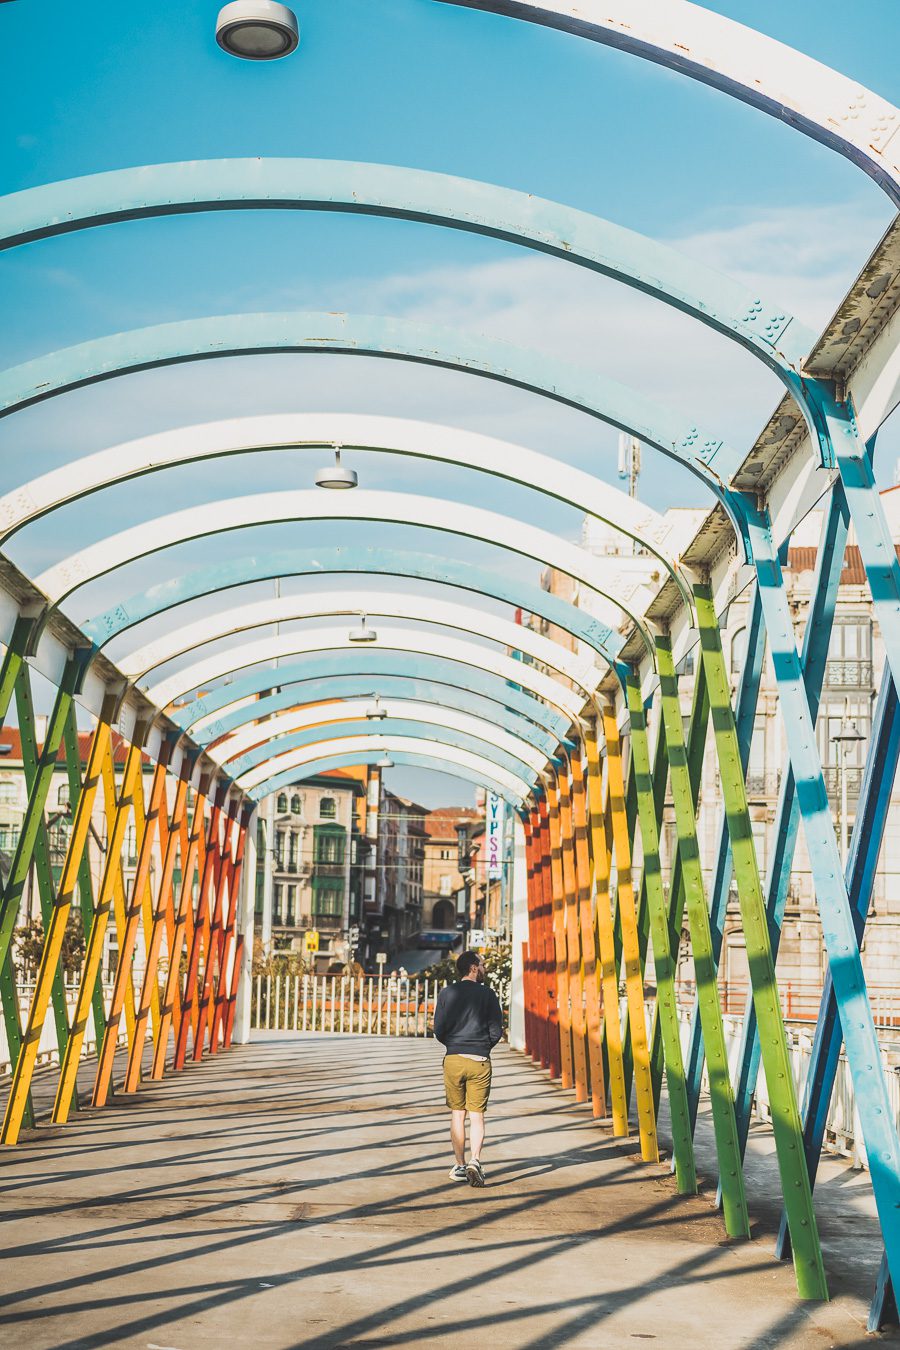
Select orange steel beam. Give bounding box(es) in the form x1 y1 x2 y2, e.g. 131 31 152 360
196 797 240 1058
220 812 251 1049
584 719 629 1135
124 771 191 1093
174 784 225 1069
151 779 209 1078
571 741 606 1118
545 778 574 1089
92 747 171 1107
53 735 146 1125
557 764 588 1103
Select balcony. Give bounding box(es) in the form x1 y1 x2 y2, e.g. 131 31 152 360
313 861 345 879
824 764 864 804
823 659 873 689
744 770 782 798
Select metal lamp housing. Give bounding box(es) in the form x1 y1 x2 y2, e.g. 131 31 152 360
376 753 394 769
216 1 299 59
349 619 377 643
315 448 358 490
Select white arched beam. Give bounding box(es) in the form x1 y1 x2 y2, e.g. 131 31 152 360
144 627 586 722
209 699 549 774
0 413 694 598
235 733 533 801
36 489 661 649
252 749 526 809
116 589 600 695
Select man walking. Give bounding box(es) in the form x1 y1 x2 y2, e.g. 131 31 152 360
433 950 504 1187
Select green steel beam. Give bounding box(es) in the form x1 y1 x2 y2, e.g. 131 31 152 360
15 665 72 1093
626 673 697 1194
651 658 709 1109
656 636 750 1240
62 706 106 1051
0 620 36 1127
694 583 827 1299
0 656 82 977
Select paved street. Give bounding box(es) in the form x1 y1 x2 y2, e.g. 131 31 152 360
0 1035 890 1349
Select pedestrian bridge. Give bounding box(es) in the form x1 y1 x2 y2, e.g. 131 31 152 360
3 0 900 1339
0 1035 880 1349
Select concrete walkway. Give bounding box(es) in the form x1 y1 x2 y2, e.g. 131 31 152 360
0 1035 892 1349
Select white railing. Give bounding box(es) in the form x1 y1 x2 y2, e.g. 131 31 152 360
0 978 125 1078
251 973 451 1036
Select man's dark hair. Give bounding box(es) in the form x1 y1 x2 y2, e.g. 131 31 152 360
456 950 482 978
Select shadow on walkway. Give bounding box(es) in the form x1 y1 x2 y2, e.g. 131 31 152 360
0 1034 886 1349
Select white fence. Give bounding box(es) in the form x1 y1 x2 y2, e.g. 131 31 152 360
251 973 451 1036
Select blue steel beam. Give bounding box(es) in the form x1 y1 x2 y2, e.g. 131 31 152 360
774 673 900 1300
0 311 753 522
170 651 571 742
731 484 851 1154
0 159 813 376
82 546 620 663
742 501 900 1297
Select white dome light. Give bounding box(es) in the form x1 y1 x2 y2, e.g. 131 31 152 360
216 2 299 60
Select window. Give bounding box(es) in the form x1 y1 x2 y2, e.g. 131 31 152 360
730 627 747 676
287 884 296 925
315 830 345 864
0 826 18 851
124 821 137 866
439 874 452 897
751 819 768 879
290 794 302 814
675 649 695 677
320 797 336 820
0 781 17 806
277 793 288 814
273 883 284 926
312 887 342 917
275 830 287 868
288 831 297 871
57 782 70 808
831 617 872 661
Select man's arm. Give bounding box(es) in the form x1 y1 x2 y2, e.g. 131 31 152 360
486 988 504 1048
433 986 449 1044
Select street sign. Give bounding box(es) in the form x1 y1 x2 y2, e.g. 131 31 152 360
305 930 320 953
469 929 487 948
375 952 387 966
348 925 360 945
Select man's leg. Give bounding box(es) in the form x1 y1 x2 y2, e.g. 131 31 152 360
451 1109 467 1165
470 1110 485 1162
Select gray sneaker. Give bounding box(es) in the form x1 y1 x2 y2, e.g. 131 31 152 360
466 1159 486 1187
448 1164 468 1183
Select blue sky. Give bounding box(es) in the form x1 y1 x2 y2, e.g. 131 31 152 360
2 0 899 804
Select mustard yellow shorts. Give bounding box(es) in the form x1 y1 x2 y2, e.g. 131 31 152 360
444 1054 492 1112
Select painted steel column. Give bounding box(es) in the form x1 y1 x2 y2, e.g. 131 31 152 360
124 769 191 1092
151 778 209 1078
743 510 900 1295
202 800 241 1055
732 488 850 1153
174 784 227 1069
584 719 628 1134
557 762 589 1102
626 673 696 1193
656 637 750 1237
53 734 145 1125
684 582 764 1128
1 717 110 1145
229 806 257 1047
222 814 250 1048
545 779 575 1089
603 705 658 1162
62 707 107 1056
522 811 540 1061
570 744 606 1116
14 665 72 1083
693 583 828 1297
647 661 708 1112
537 798 559 1077
92 745 170 1107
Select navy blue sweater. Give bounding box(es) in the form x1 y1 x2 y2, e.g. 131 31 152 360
433 980 504 1057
